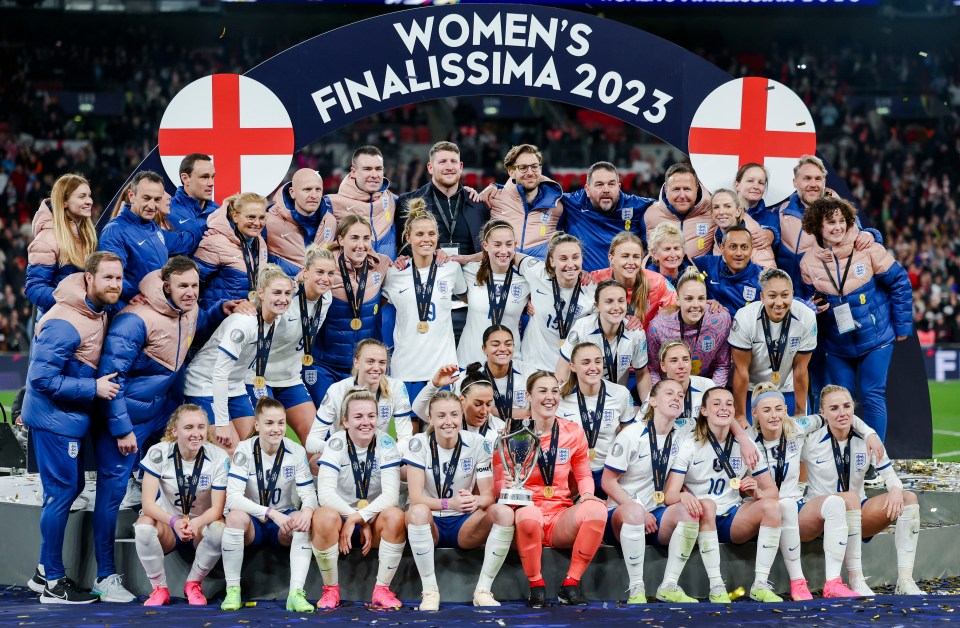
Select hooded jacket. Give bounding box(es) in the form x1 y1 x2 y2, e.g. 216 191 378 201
323 176 397 259
799 230 912 358
193 205 269 311
711 213 776 269
266 184 337 270
643 184 714 259
169 186 218 227
488 177 564 259
25 199 84 313
22 273 108 437
98 271 225 438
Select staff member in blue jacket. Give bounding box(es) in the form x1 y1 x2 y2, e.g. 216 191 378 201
169 153 219 228
90 257 230 602
559 161 655 273
98 171 204 305
22 251 123 604
695 225 763 318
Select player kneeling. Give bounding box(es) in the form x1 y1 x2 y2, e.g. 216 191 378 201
404 391 515 610
135 404 228 606
665 387 783 602
311 390 406 610
220 397 317 612
801 385 922 596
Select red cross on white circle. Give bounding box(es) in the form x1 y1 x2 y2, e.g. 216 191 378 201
688 77 817 204
158 73 295 204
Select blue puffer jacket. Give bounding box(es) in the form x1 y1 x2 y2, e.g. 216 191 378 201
315 295 382 374
98 206 203 303
169 186 218 228
22 274 108 438
25 200 83 315
559 189 655 272
97 271 225 438
193 205 269 312
799 233 913 358
696 254 763 318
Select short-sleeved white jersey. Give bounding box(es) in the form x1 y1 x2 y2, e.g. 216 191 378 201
308 376 412 454
226 437 317 517
383 261 467 382
402 430 494 516
802 420 894 500
317 430 403 509
457 261 531 366
727 300 817 393
636 375 715 426
560 314 648 387
184 312 259 397
557 381 634 471
140 441 228 517
604 419 693 511
261 292 331 388
670 431 769 514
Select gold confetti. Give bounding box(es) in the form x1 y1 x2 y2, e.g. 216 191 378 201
919 51 928 57
220 27 226 38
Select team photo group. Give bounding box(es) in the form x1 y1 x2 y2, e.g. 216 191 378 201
21 138 922 611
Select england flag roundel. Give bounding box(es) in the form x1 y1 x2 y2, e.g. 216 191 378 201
158 73 295 204
688 77 817 206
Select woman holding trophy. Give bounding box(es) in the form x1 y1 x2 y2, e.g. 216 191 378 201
403 391 516 610
495 371 606 608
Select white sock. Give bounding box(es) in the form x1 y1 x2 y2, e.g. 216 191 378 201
289 531 312 591
37 565 45 577
843 510 864 582
134 524 167 588
778 500 804 581
407 524 437 592
188 521 223 583
895 504 920 581
221 526 246 588
820 495 848 581
312 544 339 586
661 521 698 587
754 525 782 584
477 524 513 591
620 523 646 590
376 540 405 587
698 530 724 588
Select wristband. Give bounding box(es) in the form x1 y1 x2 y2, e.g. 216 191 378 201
441 498 449 510
265 507 272 519
169 516 179 531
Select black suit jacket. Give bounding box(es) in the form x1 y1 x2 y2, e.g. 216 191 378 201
397 182 489 255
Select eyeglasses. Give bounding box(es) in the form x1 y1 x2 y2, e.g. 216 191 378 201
512 163 542 173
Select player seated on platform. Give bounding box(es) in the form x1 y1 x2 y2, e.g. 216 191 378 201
403 391 515 610
220 398 318 613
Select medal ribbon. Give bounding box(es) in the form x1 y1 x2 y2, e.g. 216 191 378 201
429 433 463 501
830 432 852 493
253 438 285 508
338 254 369 321
346 433 377 503
601 322 625 383
486 265 514 326
705 430 738 481
254 309 276 382
484 363 514 424
575 381 606 450
757 432 788 489
551 276 582 340
760 308 793 379
412 254 438 324
536 419 561 492
297 285 323 358
234 226 260 297
646 421 673 494
173 444 206 517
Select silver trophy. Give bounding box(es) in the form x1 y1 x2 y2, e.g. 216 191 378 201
495 419 539 506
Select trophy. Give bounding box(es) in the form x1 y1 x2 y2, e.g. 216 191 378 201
495 419 539 506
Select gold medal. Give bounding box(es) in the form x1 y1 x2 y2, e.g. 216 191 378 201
771 372 780 384
691 359 702 375
653 491 665 504
248 290 257 301
253 376 266 389
357 499 369 509
302 355 314 366
417 321 429 334
542 486 555 498
730 477 741 490
588 448 596 461
350 318 362 330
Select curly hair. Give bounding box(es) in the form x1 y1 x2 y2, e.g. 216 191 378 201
801 196 858 247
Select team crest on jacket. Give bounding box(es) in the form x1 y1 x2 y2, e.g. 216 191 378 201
68 441 79 459
855 453 867 469
304 369 318 385
199 474 211 491
372 272 382 286
283 465 295 480
743 286 757 301
854 263 866 278
558 447 571 464
381 196 390 211
322 227 333 243
696 223 709 236
157 231 165 245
